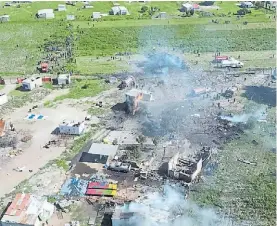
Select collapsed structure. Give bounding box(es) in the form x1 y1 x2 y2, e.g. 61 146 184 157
168 147 211 183
125 89 152 115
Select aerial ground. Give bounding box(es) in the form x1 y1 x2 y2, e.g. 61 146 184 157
0 1 276 226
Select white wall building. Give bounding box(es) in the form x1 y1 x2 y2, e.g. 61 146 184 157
57 74 71 85
66 15 75 20
92 12 101 20
0 93 8 105
59 121 85 135
58 4 66 11
0 193 54 226
37 9 55 19
22 77 42 91
0 15 10 22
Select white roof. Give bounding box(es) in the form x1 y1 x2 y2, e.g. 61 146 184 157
58 74 69 79
88 143 118 156
60 120 83 127
125 89 150 97
182 3 192 8
93 12 101 19
0 15 9 18
38 9 54 14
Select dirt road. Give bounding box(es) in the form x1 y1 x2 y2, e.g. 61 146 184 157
0 89 86 197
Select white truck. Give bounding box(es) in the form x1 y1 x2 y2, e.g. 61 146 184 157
220 58 244 68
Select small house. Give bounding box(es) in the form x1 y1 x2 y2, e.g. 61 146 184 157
0 15 10 22
240 1 254 8
59 120 85 135
158 12 166 19
181 3 193 12
0 93 8 105
22 77 42 91
37 9 54 19
66 14 75 20
57 74 71 85
110 6 129 15
58 4 66 11
92 12 101 20
79 143 118 165
0 193 54 226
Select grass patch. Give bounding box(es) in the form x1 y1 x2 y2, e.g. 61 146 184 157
43 100 54 107
75 25 276 56
43 83 53 89
8 87 28 97
0 21 68 74
55 159 69 171
76 57 130 75
191 122 276 225
54 79 107 101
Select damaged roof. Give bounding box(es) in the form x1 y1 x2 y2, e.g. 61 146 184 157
1 193 45 225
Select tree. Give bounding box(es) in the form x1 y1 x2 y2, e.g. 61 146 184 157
140 5 148 13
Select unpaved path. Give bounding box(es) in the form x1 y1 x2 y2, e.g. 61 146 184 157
0 89 84 198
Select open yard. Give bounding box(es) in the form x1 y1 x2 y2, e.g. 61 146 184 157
54 79 108 101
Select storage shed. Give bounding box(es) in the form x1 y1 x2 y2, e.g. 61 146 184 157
37 9 54 19
57 74 71 85
22 77 42 91
0 15 10 22
58 4 66 11
92 12 101 20
110 6 129 15
59 121 85 135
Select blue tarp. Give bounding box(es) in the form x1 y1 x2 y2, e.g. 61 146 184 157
60 178 88 197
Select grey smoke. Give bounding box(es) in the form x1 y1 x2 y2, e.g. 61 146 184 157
220 107 267 123
116 184 236 226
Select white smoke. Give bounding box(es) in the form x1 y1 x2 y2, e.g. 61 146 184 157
115 184 236 226
220 107 267 123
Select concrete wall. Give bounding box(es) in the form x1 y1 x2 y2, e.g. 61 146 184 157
191 158 203 181
168 152 179 177
22 78 42 91
59 123 85 135
0 94 8 105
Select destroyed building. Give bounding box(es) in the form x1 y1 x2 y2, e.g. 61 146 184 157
168 147 211 183
104 131 155 149
0 193 54 226
125 89 152 115
112 208 143 226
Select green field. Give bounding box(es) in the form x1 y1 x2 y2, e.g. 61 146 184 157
54 79 107 101
0 1 275 75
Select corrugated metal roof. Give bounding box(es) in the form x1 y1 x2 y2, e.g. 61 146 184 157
2 193 45 225
88 182 117 190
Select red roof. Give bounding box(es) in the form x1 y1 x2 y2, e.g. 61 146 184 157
215 56 229 60
193 3 199 9
6 193 31 216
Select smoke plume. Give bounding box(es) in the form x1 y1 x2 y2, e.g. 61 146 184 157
220 107 267 123
116 184 236 226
